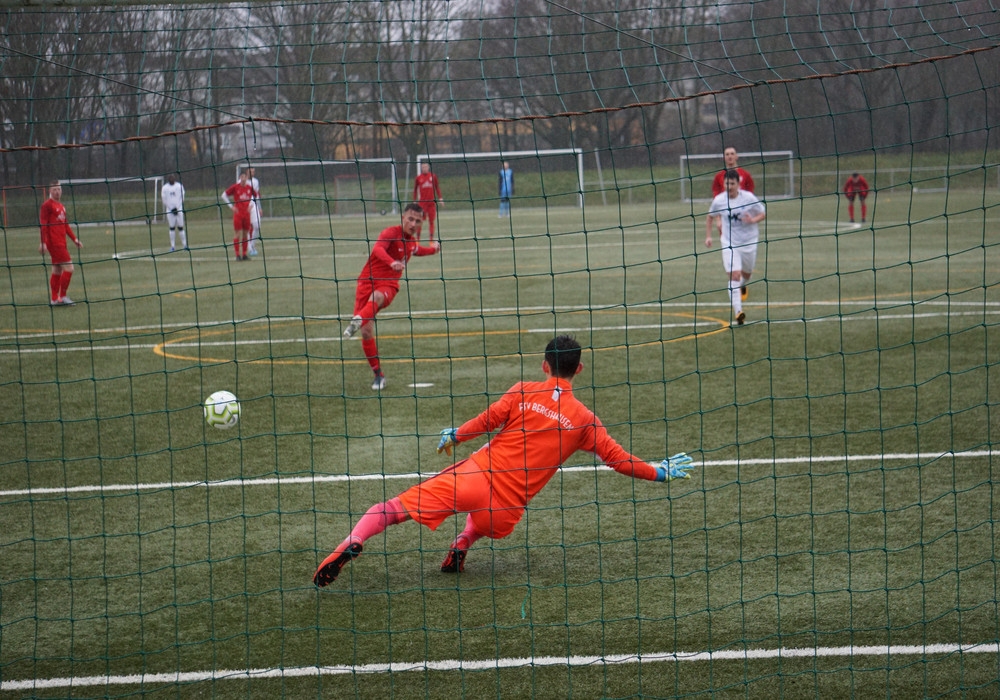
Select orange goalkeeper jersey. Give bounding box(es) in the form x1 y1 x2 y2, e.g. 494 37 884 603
455 376 660 509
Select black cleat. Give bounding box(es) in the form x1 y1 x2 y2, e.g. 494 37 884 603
313 542 363 587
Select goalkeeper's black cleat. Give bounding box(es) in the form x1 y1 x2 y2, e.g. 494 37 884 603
313 542 363 587
440 546 468 573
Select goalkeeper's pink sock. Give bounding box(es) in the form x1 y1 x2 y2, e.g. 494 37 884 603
451 514 485 550
343 497 409 547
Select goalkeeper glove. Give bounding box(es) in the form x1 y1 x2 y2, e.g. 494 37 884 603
436 428 458 456
655 453 694 482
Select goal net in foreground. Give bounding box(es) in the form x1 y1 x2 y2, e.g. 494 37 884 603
1 2 999 698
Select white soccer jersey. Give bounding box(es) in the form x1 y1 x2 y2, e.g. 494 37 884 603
161 182 185 213
708 189 765 246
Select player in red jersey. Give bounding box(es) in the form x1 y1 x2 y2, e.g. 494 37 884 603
711 147 755 197
843 172 870 223
412 162 443 241
38 180 83 306
313 335 696 586
341 203 441 391
221 170 259 261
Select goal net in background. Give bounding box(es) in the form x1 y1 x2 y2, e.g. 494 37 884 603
680 151 795 202
62 176 164 225
414 149 585 210
1 2 999 697
235 160 398 218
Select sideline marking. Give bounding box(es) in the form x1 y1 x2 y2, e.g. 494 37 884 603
0 450 992 499
4 642 998 690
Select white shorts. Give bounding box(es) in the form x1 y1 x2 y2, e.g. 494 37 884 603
722 240 757 274
166 210 185 229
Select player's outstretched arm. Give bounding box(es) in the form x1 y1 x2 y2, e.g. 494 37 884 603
654 453 695 481
436 427 458 455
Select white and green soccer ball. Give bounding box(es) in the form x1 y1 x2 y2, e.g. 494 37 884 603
204 390 240 429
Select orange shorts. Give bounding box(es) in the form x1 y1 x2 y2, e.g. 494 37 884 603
396 459 526 539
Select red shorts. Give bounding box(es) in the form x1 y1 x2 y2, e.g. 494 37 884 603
396 458 526 539
47 243 71 265
419 204 437 223
232 210 252 232
353 280 398 317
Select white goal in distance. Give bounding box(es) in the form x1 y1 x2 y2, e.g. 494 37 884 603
416 149 585 208
679 151 795 202
59 176 164 225
235 160 399 218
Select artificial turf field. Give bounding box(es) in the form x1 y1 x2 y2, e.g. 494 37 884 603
1 186 998 697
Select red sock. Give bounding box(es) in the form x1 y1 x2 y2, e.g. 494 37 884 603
849 202 855 220
344 498 409 547
361 338 380 372
58 270 73 297
49 273 60 301
233 237 240 257
241 238 248 257
356 300 379 324
861 202 867 220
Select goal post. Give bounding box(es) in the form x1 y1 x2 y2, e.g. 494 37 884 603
680 150 795 202
235 159 399 218
416 149 585 208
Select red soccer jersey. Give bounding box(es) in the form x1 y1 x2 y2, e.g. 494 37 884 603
712 167 755 197
224 182 258 215
455 376 660 509
413 172 442 205
39 198 77 251
844 175 869 197
357 224 438 291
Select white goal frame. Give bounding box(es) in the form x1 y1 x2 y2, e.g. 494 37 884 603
416 149 585 208
236 159 400 216
679 151 795 202
59 176 164 224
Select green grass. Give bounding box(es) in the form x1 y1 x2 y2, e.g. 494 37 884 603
1 184 999 698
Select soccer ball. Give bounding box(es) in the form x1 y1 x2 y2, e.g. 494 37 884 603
204 390 240 429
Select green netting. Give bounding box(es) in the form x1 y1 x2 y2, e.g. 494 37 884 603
1 1 999 697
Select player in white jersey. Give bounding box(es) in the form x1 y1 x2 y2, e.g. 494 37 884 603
705 169 766 325
161 174 187 251
246 167 262 256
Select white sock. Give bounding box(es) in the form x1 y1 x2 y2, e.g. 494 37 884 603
730 279 742 314
179 229 186 247
169 230 175 248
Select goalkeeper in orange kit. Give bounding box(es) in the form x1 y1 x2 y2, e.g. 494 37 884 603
314 335 696 587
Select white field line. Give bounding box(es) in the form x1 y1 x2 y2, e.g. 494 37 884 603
3 642 999 691
0 450 992 499
1 301 997 355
